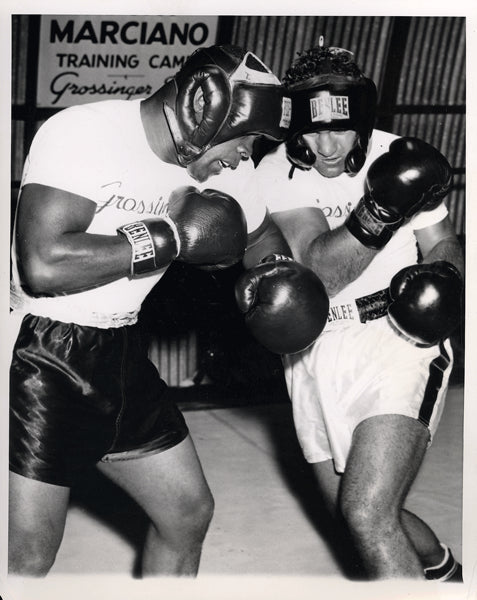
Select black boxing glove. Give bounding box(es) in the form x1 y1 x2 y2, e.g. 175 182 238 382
346 137 453 249
118 186 248 276
387 261 463 347
235 254 330 354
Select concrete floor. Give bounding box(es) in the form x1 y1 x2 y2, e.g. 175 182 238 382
3 384 470 600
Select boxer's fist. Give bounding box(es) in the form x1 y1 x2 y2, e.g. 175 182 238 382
168 186 247 269
346 138 452 249
118 186 247 276
387 261 463 346
235 255 329 354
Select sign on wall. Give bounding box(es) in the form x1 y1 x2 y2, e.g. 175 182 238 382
37 15 219 107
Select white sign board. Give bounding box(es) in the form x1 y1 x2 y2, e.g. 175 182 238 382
37 15 219 107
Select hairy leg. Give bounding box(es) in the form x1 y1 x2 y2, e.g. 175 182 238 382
401 509 446 568
310 459 366 577
97 435 214 577
309 459 340 515
339 414 431 579
310 458 449 577
9 471 70 576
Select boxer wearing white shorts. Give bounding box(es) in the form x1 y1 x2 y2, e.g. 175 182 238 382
257 135 453 472
284 318 452 471
241 43 464 581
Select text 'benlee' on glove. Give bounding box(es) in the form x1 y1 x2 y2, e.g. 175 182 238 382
117 186 248 276
345 137 453 250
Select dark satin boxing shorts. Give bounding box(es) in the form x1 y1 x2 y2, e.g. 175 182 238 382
10 314 189 487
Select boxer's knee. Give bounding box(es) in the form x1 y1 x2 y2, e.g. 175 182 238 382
9 472 69 576
191 485 215 540
9 528 60 576
144 481 214 555
166 485 215 547
340 488 399 543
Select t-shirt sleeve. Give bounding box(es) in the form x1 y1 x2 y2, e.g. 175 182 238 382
410 201 449 230
21 106 113 204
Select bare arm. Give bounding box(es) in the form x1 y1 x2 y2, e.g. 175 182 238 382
271 207 377 297
415 216 464 276
242 210 292 269
16 183 132 295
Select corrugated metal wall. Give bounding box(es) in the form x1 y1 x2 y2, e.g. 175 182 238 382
389 17 466 233
229 15 392 87
229 15 466 235
11 15 466 386
149 332 198 387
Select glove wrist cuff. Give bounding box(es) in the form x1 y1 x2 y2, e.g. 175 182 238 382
259 254 293 265
117 219 179 277
160 214 182 257
345 197 402 249
345 211 391 249
432 260 463 281
386 312 436 348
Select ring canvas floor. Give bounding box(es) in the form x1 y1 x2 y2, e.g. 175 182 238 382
48 384 463 577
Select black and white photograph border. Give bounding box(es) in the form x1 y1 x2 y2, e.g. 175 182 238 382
1 1 476 600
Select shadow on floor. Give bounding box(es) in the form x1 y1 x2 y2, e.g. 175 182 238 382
70 390 365 579
70 469 148 577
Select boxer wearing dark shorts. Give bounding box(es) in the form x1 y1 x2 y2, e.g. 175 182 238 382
10 315 188 486
9 44 295 577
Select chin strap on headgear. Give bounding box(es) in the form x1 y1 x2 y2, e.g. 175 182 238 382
163 45 292 166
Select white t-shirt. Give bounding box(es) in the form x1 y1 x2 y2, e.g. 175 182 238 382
11 99 265 325
245 129 448 306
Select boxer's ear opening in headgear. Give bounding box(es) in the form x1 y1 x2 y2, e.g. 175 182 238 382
164 45 292 166
284 42 377 178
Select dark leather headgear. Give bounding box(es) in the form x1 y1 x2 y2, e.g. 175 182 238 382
163 45 291 166
286 56 377 176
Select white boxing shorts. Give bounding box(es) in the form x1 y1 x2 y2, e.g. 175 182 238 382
282 316 453 473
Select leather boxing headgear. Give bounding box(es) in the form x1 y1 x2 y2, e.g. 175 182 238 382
162 45 292 166
284 43 377 176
